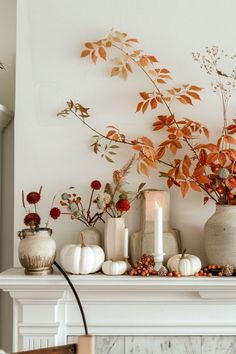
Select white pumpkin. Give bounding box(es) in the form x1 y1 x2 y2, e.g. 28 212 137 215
60 233 105 275
102 260 127 275
167 249 201 276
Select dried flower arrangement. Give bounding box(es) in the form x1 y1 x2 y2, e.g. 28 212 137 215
22 187 61 229
60 157 145 222
58 30 236 205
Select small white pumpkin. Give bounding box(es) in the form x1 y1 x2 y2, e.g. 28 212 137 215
167 249 201 276
102 260 128 275
60 232 105 275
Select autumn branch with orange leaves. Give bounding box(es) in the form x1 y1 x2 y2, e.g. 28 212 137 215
57 30 236 205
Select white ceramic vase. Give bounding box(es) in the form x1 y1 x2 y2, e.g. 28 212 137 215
204 205 236 268
18 228 56 275
79 227 102 247
104 217 125 261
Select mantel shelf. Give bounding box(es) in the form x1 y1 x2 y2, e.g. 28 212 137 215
2 268 236 343
1 268 236 298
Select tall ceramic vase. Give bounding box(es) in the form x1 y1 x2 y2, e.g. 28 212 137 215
204 205 236 268
104 217 125 261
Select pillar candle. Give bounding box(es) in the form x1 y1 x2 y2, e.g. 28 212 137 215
124 228 129 258
154 202 163 255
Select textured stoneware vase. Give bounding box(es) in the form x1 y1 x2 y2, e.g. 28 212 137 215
18 228 56 275
104 217 125 261
204 205 236 268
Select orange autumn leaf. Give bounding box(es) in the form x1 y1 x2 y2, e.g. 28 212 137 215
142 100 149 113
195 175 211 184
136 101 143 112
189 85 203 91
111 67 120 77
182 155 191 177
178 95 193 105
125 63 132 72
139 92 149 100
140 136 154 147
98 46 107 60
91 51 97 64
147 55 158 63
187 91 201 100
207 152 218 164
143 157 156 168
199 149 208 165
224 135 236 145
218 152 226 166
80 50 90 58
156 146 165 160
121 66 128 80
202 127 210 139
190 181 202 192
84 42 94 49
150 98 158 110
180 181 189 198
138 56 149 67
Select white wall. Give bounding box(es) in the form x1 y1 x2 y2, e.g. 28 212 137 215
0 0 16 351
14 0 236 265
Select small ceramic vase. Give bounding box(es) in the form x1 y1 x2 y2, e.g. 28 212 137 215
18 227 56 275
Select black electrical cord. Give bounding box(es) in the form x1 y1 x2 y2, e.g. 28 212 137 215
53 261 88 335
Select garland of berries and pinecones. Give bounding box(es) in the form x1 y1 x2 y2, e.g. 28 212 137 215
129 254 235 277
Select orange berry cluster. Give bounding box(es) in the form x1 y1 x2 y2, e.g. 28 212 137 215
130 254 155 277
166 271 181 278
194 264 234 277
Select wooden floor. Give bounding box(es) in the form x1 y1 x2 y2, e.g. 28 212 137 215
68 336 236 354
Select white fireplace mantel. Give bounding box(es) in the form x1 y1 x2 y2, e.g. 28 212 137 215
1 268 236 351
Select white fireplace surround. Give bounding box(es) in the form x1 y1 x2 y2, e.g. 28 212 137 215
1 268 236 351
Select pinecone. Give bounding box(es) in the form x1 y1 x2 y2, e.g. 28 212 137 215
221 264 234 276
157 265 168 277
